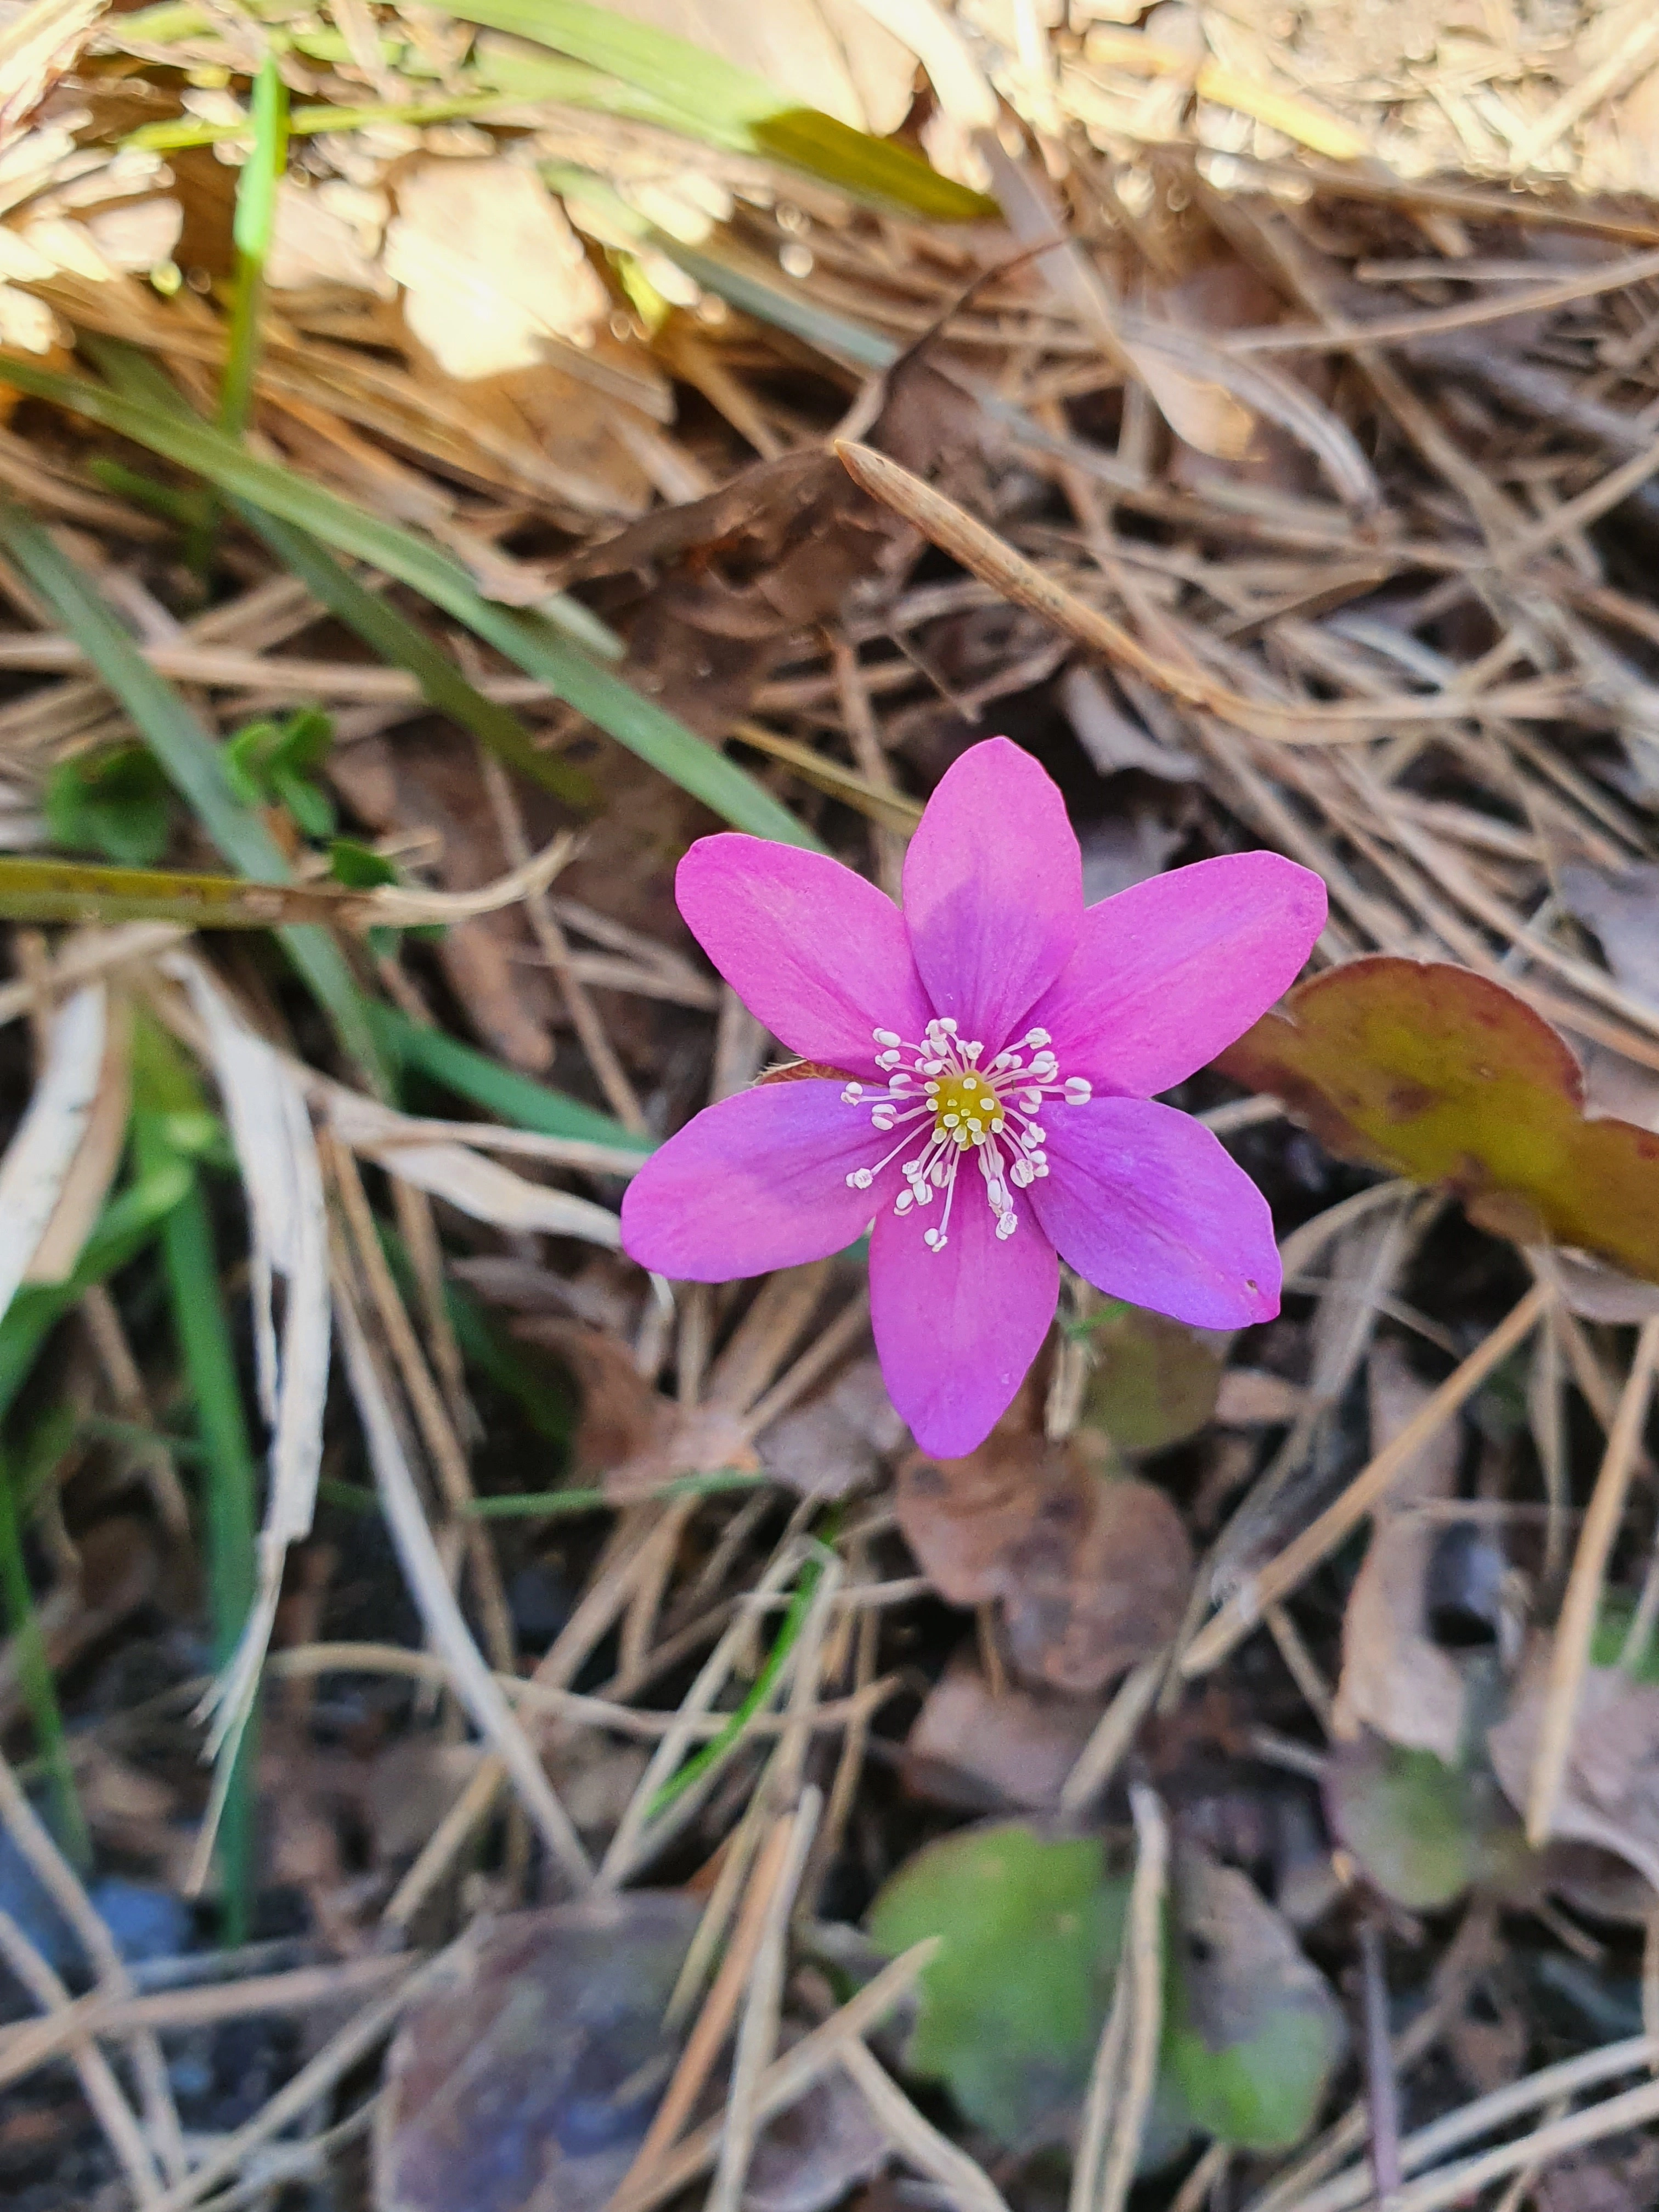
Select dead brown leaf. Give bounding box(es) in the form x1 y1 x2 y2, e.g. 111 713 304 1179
896 1430 1192 1693
902 1653 1100 1809
757 1356 906 1499
523 1320 758 1500
1489 1640 1659 1893
1331 1343 1468 1762
385 157 611 382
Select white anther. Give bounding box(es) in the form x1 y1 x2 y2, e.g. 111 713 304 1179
895 1188 914 1215
986 1178 1007 1209
841 1082 863 1103
876 1051 901 1071
924 1227 947 1250
996 1216 1017 1239
1026 1124 1047 1143
872 1106 897 1130
938 1017 958 1034
1024 1028 1051 1047
931 1160 950 1187
963 1040 983 1062
993 1052 1017 1071
1010 1158 1034 1187
873 1028 901 1047
851 1168 873 1189
1020 1090 1043 1111
1064 1077 1092 1102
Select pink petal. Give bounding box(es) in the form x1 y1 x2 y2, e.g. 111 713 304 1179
1028 853 1326 1096
621 1080 886 1281
677 837 932 1079
901 738 1081 1054
869 1176 1059 1458
1029 1098 1279 1329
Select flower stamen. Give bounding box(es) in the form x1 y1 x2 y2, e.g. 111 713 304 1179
845 1018 1091 1249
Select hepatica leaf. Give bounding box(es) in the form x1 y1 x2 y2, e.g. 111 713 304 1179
1077 1301 1223 1453
1218 956 1659 1282
1326 1733 1529 1911
866 1821 1128 2149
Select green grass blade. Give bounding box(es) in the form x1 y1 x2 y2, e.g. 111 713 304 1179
440 0 997 219
240 509 601 812
0 361 822 851
0 1165 191 1427
135 1086 259 1943
219 53 287 441
368 1000 653 1150
0 1435 89 1866
467 1468 765 1518
0 496 385 1081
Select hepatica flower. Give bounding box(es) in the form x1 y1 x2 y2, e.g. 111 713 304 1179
623 740 1326 1458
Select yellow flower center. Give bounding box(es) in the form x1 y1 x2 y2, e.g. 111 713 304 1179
929 1069 1006 1149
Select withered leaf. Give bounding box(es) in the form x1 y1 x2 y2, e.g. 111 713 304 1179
902 1654 1100 1811
1220 956 1659 1283
896 1435 1192 1693
1489 1640 1659 1894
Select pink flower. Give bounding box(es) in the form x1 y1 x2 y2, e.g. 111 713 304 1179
622 739 1327 1458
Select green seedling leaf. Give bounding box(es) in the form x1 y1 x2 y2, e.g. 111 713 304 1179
1218 956 1659 1283
328 838 400 891
1078 1302 1223 1453
225 707 337 837
44 744 176 867
1165 1847 1346 2153
867 1821 1129 2148
1326 1733 1528 1910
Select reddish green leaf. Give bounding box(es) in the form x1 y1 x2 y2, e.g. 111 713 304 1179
1218 957 1659 1281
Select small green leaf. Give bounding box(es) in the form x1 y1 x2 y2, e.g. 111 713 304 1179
328 838 400 891
44 745 175 866
867 1822 1129 2149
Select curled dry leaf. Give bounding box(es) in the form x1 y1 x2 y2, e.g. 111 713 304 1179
902 1653 1101 1810
1218 956 1659 1283
1488 1639 1659 1895
1165 1845 1347 2154
896 1433 1193 1692
1331 1344 1466 1763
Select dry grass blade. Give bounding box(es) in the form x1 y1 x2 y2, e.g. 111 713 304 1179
1071 1784 1170 2212
608 1940 940 2212
0 1906 162 2205
839 2040 1011 2212
1526 1313 1659 1846
833 444 1567 740
0 984 105 1324
334 1279 594 1889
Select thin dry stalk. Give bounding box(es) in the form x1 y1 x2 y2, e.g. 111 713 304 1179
0 1907 162 2205
839 2039 1011 2212
0 1954 409 2091
610 1808 800 2208
1526 1313 1659 1845
1276 2033 1659 2212
382 1504 681 1928
1182 1283 1550 1677
707 1788 823 2212
143 1956 430 2212
0 1748 186 2176
477 749 646 1132
608 1939 939 2212
1060 1649 1166 1812
1071 1785 1170 2212
328 1133 514 1668
334 1273 593 1889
